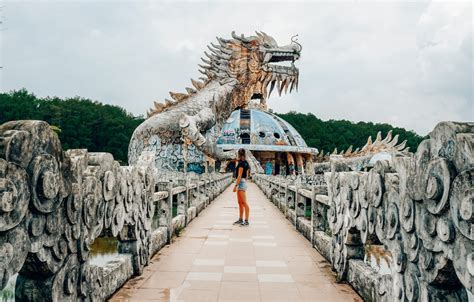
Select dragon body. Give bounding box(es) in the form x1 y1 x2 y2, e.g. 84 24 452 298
129 32 301 171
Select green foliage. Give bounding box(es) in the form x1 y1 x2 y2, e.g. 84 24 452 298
0 89 144 164
276 112 425 154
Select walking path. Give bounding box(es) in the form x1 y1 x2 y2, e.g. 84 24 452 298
110 182 362 302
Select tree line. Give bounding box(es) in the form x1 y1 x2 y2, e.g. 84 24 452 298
0 89 144 164
0 89 425 163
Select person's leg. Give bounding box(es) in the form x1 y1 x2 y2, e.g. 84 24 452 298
239 191 250 221
234 191 243 223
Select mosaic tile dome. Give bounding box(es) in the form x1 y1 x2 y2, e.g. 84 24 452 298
216 108 317 154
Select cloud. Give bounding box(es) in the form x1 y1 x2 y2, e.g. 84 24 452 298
1 0 472 135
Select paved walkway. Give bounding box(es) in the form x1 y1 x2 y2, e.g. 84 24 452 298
110 182 362 302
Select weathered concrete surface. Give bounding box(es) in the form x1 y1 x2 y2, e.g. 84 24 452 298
110 183 362 302
0 120 232 301
255 121 474 302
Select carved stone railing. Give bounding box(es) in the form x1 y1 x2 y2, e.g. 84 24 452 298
0 120 233 301
254 121 473 302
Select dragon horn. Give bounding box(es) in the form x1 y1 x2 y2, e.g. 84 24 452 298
231 31 250 42
231 31 241 40
217 37 229 46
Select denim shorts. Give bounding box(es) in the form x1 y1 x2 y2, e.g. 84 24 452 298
237 179 248 191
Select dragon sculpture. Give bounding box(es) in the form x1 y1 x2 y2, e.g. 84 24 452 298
313 130 410 173
128 31 301 171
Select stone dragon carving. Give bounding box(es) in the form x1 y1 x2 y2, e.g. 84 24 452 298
128 31 301 171
0 120 232 301
0 120 155 301
327 122 473 301
254 121 473 301
314 130 411 173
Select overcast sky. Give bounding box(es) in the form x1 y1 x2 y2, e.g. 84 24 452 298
0 0 472 135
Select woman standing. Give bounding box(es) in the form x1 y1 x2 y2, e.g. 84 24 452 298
233 149 250 226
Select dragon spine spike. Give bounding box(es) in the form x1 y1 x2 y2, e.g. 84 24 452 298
382 130 393 143
345 145 353 155
389 134 399 147
354 147 360 153
201 57 211 65
361 136 372 151
396 140 407 151
339 149 345 155
375 131 382 142
207 45 220 55
185 87 196 94
332 148 338 155
203 51 214 60
169 92 188 102
198 64 211 70
191 79 204 90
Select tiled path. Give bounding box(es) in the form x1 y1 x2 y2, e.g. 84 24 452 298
110 182 362 302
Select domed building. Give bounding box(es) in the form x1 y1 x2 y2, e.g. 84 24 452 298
216 107 318 175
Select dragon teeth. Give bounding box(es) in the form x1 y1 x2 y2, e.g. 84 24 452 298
268 80 276 98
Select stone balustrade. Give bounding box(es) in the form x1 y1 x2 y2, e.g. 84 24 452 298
0 120 233 301
254 121 473 302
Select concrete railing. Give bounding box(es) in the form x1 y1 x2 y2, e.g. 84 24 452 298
0 120 233 301
254 121 473 302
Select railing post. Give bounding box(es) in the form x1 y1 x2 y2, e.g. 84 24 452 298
310 186 316 246
161 180 173 244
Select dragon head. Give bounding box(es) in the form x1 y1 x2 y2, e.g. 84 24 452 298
201 31 301 108
148 31 301 117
